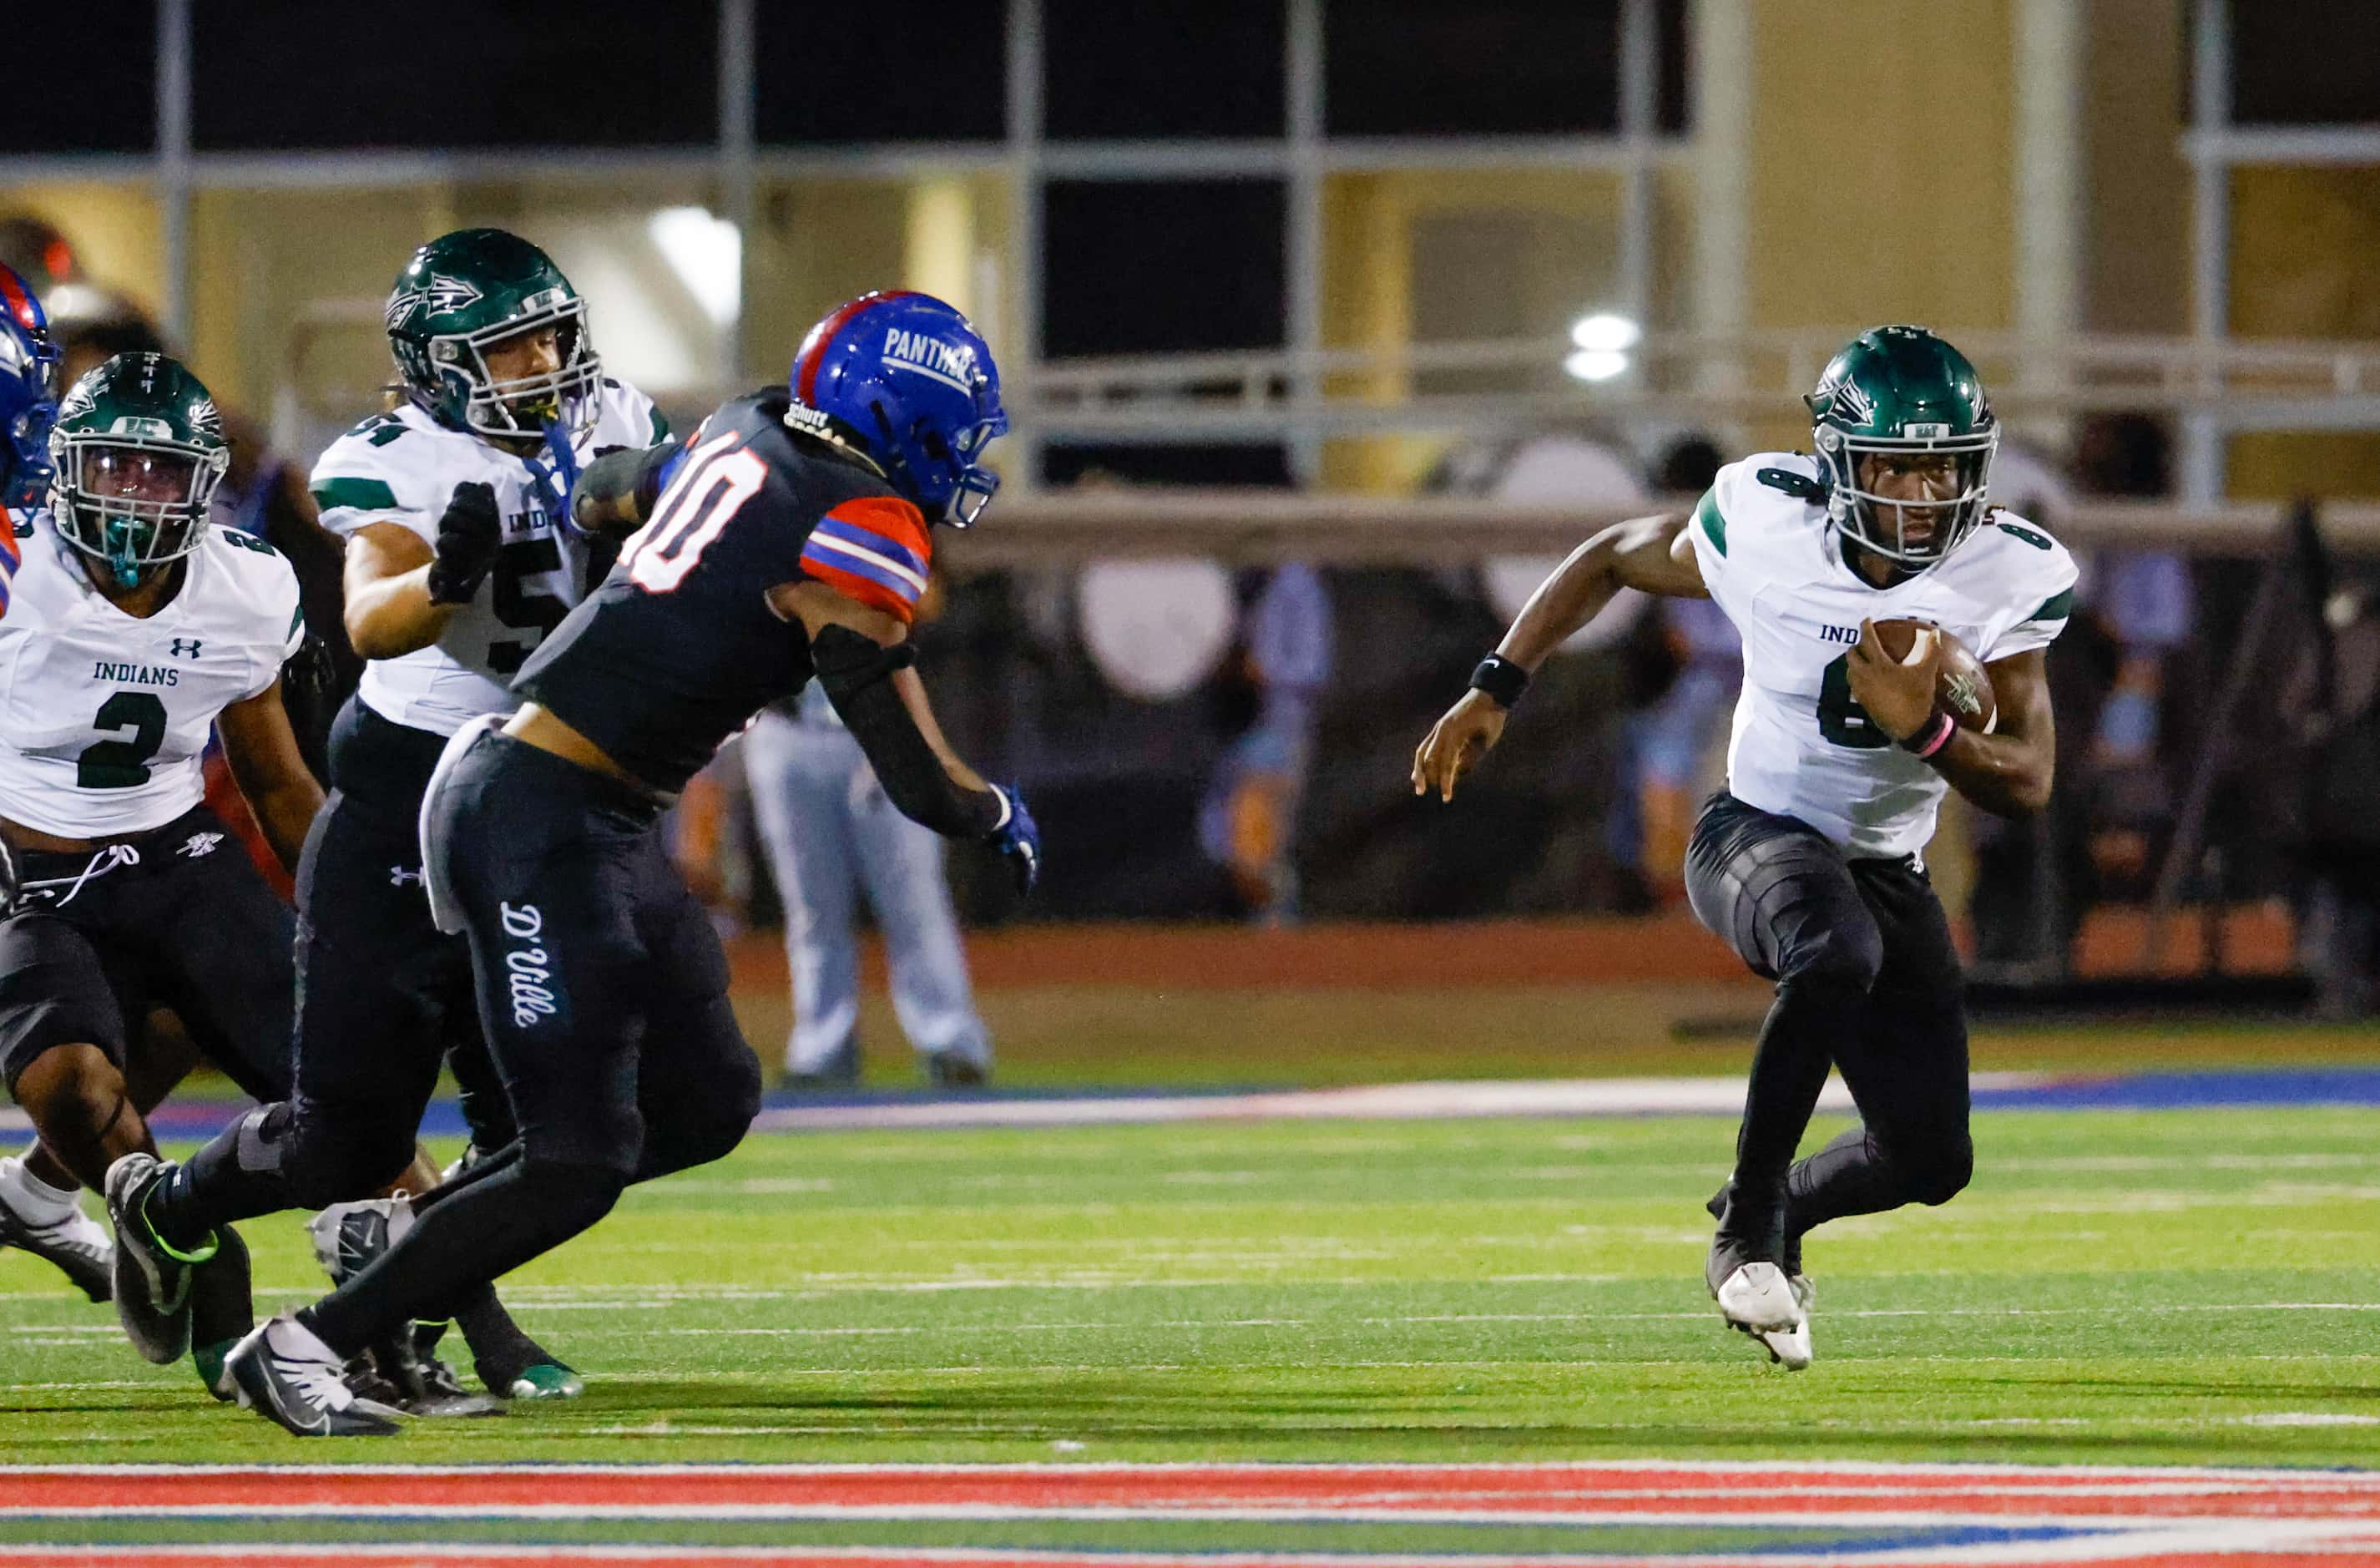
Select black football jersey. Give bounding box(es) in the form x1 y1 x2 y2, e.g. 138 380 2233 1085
514 387 931 795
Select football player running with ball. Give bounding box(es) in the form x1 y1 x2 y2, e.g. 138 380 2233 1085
0 348 323 1390
223 290 1039 1436
1414 326 2074 1369
118 230 649 1407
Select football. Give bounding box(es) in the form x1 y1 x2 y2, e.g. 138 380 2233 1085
1872 620 1998 732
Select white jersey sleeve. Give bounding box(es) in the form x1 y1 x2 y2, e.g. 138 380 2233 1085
0 515 304 837
1963 511 2079 661
306 382 665 739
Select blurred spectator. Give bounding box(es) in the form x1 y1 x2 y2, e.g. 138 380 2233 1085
1610 436 1734 907
1199 561 1333 923
2297 584 2380 1018
0 215 81 296
1968 438 2110 978
745 577 994 1089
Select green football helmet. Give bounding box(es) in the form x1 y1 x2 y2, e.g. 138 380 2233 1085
48 352 230 589
1806 325 1998 570
384 227 601 440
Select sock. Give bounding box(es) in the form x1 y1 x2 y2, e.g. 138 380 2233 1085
1724 974 1868 1257
149 1111 295 1255
301 1157 620 1358
1787 1125 1909 1237
187 1226 255 1351
0 1155 80 1226
452 1284 552 1387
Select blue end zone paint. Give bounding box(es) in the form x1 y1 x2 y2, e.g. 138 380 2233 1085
1973 1067 2380 1112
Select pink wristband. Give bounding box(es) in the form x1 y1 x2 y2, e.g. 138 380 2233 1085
1906 710 1957 759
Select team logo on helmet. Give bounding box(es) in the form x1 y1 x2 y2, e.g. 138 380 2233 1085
384 274 486 331
1817 373 1877 427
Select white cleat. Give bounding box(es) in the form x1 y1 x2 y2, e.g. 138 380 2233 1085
1726 1272 1814 1370
1714 1261 1800 1332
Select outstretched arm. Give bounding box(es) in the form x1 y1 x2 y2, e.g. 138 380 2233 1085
776 579 1040 890
1412 512 1706 802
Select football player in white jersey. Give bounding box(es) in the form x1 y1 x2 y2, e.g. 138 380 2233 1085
0 351 326 1389
1414 326 2074 1369
119 229 664 1404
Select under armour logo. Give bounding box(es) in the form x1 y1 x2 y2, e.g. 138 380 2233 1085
169 638 203 658
178 832 224 858
390 866 424 887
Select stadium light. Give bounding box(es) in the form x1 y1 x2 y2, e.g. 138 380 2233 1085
647 207 742 328
1564 348 1630 382
1569 312 1641 353
1564 313 1640 382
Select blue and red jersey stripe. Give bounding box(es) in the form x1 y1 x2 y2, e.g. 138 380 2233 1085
799 495 932 622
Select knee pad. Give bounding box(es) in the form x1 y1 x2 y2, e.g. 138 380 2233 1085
1780 923 1885 992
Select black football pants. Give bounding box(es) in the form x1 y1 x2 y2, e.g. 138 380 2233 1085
157 700 518 1237
306 731 761 1356
1684 791 1973 1265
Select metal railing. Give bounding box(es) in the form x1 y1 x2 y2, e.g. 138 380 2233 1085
277 312 2380 465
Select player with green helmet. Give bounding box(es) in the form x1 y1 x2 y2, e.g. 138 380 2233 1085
0 351 329 1397
1805 324 2000 573
382 226 604 442
48 352 232 590
1417 325 2075 1371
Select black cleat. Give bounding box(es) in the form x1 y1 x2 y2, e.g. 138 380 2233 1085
226 1314 403 1437
925 1052 989 1090
366 1329 503 1418
103 1154 210 1364
0 1159 112 1302
786 1041 862 1093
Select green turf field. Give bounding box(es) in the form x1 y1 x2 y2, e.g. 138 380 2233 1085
6 1101 2380 1469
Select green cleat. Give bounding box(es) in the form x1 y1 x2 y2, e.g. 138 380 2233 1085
504 1361 584 1401
192 1338 239 1403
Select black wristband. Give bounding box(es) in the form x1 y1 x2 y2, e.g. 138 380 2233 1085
1897 708 1958 759
1468 654 1530 709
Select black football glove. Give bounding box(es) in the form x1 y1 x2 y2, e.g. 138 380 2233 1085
424 480 502 605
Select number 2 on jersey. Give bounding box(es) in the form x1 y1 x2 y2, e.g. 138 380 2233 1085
619 432 768 594
78 690 168 788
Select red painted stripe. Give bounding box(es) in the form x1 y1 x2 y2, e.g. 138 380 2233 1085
9 1560 2370 1568
793 291 918 407
16 1464 2380 1518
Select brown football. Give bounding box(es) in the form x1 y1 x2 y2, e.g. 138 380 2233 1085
1872 620 1998 732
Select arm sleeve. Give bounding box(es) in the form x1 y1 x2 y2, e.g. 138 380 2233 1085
809 624 1003 837
798 496 935 625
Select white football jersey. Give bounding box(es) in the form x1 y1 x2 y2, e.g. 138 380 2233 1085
0 511 304 838
309 379 665 737
1685 452 2079 858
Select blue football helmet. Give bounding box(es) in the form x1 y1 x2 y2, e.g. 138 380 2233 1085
0 265 61 512
786 291 1007 527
